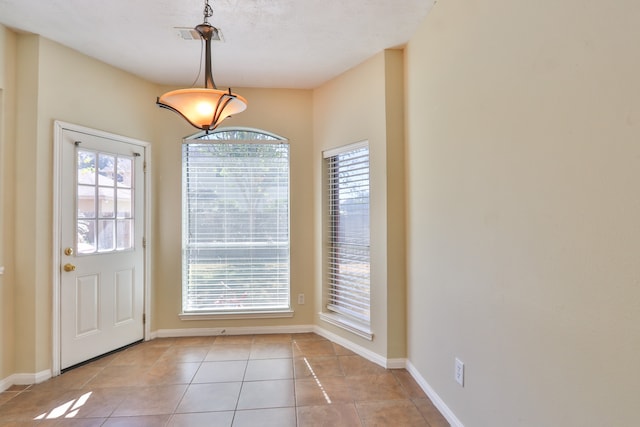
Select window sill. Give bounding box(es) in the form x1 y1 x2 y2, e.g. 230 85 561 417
319 312 373 341
179 309 294 321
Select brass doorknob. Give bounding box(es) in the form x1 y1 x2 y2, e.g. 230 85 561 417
63 263 76 272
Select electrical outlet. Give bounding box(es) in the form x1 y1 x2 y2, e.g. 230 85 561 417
298 293 305 305
455 358 464 387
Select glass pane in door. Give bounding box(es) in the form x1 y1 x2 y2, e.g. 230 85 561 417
98 220 115 252
117 219 133 250
117 189 132 219
117 157 132 188
77 220 96 254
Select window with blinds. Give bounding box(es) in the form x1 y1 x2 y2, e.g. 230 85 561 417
182 129 290 313
324 142 370 326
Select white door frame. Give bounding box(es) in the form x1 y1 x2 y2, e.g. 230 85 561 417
52 120 152 376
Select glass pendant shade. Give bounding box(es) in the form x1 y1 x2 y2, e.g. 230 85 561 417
157 88 247 131
157 1 247 131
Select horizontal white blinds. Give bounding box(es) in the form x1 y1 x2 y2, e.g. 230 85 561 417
182 141 290 312
325 144 370 324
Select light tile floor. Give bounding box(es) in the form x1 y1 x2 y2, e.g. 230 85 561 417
0 333 450 426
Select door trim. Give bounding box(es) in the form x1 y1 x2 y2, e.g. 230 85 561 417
52 120 152 376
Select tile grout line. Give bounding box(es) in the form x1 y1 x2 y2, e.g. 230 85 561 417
291 339 299 427
229 341 253 426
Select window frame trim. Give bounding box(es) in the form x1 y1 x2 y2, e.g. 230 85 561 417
180 128 292 317
322 140 369 160
179 309 294 321
322 140 372 337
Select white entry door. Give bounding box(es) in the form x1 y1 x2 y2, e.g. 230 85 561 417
59 127 145 370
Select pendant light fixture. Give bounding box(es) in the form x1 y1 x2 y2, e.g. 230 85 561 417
157 0 247 132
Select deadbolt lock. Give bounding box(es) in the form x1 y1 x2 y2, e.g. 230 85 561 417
64 247 74 256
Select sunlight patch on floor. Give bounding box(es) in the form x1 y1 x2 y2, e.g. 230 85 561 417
34 391 93 420
303 357 332 404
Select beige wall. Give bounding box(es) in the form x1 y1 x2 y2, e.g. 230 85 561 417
406 0 640 425
383 50 407 358
152 86 315 331
0 25 17 382
313 50 407 359
14 33 41 376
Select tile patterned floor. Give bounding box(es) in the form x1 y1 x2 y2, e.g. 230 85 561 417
0 333 450 426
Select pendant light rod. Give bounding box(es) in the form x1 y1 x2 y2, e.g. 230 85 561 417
195 22 216 89
199 0 216 89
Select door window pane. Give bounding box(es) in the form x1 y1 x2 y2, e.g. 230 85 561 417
78 151 96 183
117 219 133 250
98 220 115 252
117 157 132 188
77 220 96 254
78 185 96 218
117 189 132 218
98 187 115 218
98 154 115 185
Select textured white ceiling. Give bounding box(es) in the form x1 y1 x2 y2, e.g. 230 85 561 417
0 0 433 89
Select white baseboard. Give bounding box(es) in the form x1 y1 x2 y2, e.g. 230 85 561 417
0 375 12 392
152 324 395 369
0 369 52 391
154 324 315 338
15 369 52 385
313 325 390 368
406 360 465 427
386 358 408 369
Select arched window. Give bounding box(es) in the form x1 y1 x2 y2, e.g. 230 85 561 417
181 128 290 315
194 127 284 142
